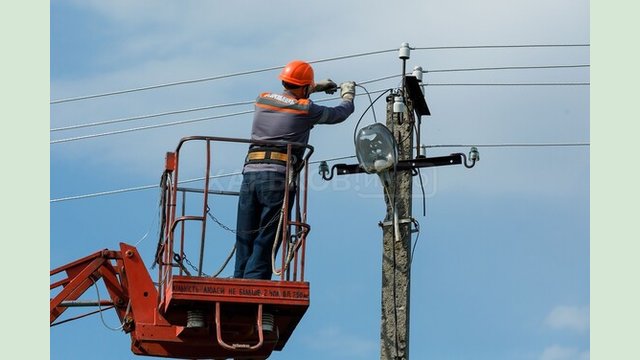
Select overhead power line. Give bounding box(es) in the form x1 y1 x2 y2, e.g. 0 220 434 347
51 100 255 132
49 88 391 144
413 44 590 51
425 143 590 148
50 92 364 134
50 65 281 105
424 64 590 73
50 143 588 203
50 63 589 134
49 154 356 202
426 82 589 86
50 110 253 144
50 171 243 203
50 184 159 203
49 154 359 203
50 44 588 105
50 77 588 143
344 64 591 86
50 49 396 105
49 90 381 135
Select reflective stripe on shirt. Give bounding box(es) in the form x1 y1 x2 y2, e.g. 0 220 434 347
255 92 311 114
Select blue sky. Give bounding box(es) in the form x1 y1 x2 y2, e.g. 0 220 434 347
49 1 590 359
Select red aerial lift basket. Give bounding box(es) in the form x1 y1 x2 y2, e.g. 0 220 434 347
50 136 315 360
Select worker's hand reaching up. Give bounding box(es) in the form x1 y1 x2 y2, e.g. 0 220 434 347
314 79 338 94
339 81 356 101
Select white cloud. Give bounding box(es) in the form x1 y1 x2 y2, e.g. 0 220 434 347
545 305 590 332
540 345 590 360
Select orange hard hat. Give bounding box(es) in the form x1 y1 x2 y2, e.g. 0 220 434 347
279 60 315 87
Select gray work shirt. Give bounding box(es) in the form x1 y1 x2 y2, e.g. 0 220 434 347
243 90 355 173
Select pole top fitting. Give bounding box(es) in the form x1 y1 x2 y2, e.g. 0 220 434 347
399 42 411 60
412 66 423 82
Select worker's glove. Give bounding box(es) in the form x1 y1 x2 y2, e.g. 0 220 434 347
339 81 356 101
314 79 338 94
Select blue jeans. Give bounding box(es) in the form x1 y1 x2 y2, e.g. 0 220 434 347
234 171 294 279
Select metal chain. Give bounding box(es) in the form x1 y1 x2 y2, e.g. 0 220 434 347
204 204 283 278
164 206 284 279
206 205 283 235
174 252 210 277
207 211 237 233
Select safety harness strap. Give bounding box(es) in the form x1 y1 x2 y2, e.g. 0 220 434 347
245 147 290 166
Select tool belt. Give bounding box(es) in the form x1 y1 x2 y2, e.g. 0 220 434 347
245 147 291 166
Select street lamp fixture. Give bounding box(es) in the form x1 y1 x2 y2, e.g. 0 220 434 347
354 123 398 174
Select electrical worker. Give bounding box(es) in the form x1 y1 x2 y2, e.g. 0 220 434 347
234 60 356 280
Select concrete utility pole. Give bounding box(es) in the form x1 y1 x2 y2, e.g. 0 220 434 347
380 91 415 360
320 42 476 360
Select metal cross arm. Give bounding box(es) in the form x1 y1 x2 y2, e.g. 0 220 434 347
319 152 477 181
